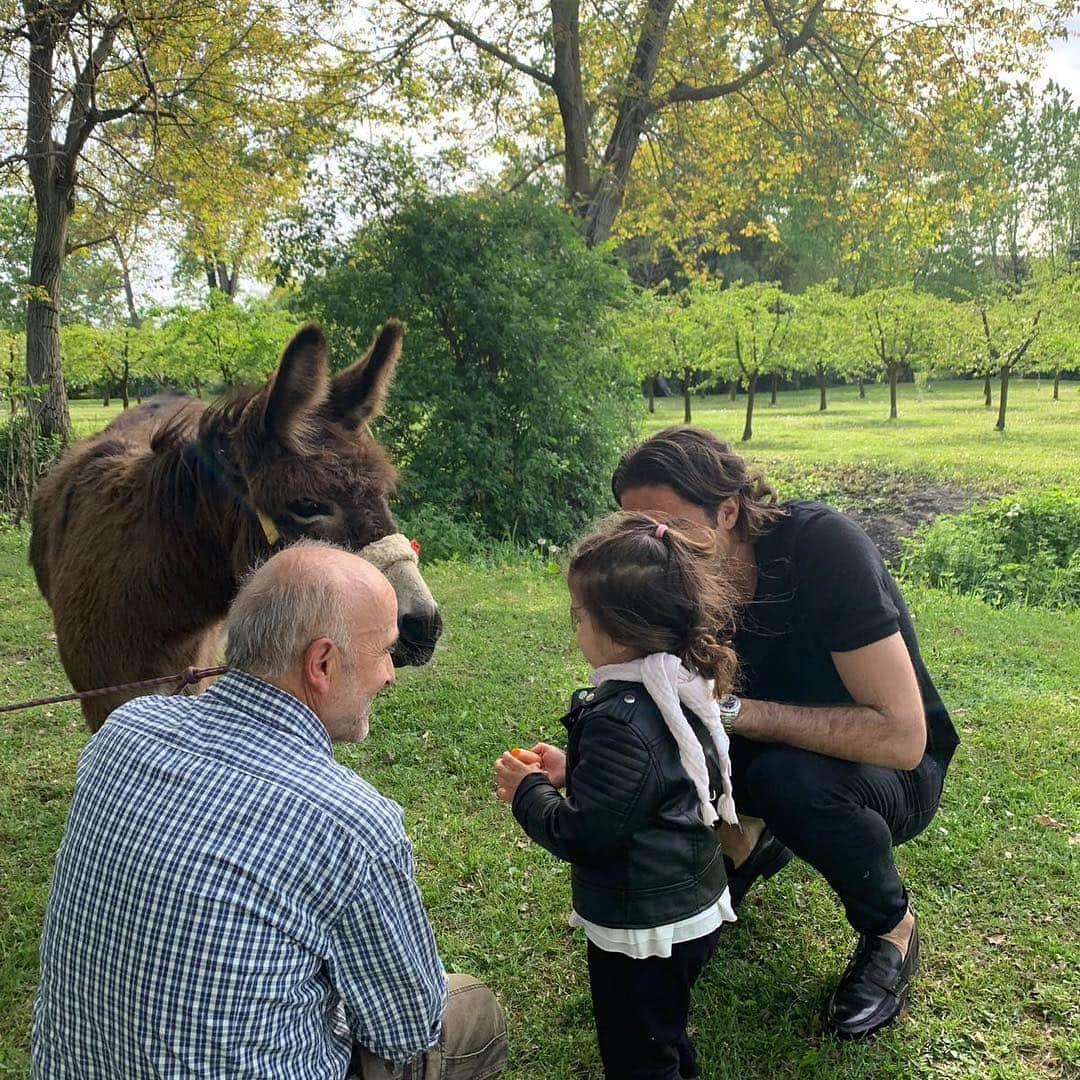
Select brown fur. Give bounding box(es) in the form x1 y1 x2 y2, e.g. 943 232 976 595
30 321 428 731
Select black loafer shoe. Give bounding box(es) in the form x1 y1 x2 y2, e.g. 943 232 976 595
724 828 794 908
826 915 920 1039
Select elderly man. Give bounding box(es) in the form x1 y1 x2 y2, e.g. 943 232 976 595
614 427 959 1040
32 541 506 1080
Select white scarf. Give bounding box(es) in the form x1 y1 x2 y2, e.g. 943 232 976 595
591 654 738 827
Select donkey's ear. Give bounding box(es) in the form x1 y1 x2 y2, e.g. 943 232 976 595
328 320 403 431
263 323 330 448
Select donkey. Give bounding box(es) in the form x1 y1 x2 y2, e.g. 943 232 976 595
29 320 442 731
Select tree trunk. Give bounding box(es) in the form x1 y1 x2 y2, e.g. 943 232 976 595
996 363 1010 432
194 375 203 400
983 372 992 407
550 0 591 216
103 387 111 407
858 375 865 399
648 375 655 413
7 343 17 417
113 235 142 329
121 337 130 410
818 364 827 411
770 371 778 406
24 10 74 443
889 365 898 420
793 372 801 391
1054 369 1061 400
216 261 239 297
26 191 73 442
683 366 692 423
578 0 677 245
742 373 757 441
728 378 737 401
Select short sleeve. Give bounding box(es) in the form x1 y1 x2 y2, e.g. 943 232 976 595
794 508 900 654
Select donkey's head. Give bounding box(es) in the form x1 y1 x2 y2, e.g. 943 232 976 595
223 320 442 666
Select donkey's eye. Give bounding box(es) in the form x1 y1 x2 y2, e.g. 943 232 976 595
287 499 333 520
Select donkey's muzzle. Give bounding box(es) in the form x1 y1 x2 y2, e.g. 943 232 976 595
393 608 443 667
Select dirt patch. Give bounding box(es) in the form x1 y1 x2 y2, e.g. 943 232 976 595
764 461 998 565
843 485 974 565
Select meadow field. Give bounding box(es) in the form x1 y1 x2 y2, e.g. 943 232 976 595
1 381 1077 1078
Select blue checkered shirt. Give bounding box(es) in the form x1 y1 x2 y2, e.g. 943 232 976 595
32 671 447 1078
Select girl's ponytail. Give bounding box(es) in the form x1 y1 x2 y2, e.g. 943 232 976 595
684 629 738 697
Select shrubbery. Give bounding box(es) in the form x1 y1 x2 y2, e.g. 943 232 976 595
901 490 1080 608
0 410 62 524
300 191 640 546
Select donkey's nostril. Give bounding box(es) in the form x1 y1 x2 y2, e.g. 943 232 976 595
393 608 443 667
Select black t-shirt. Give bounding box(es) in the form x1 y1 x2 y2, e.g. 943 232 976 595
734 500 959 767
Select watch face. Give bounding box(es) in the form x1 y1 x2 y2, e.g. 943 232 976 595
719 694 739 713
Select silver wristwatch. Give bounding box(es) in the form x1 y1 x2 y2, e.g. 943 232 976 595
718 694 742 735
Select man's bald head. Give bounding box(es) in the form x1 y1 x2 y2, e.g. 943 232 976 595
226 540 396 682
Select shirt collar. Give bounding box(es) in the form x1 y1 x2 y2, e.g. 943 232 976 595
202 670 333 756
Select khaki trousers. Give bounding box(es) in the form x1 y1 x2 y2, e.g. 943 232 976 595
355 975 507 1080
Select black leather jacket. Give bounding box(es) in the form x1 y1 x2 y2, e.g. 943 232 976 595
512 680 728 929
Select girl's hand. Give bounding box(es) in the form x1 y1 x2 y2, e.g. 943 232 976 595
494 751 542 805
531 743 567 788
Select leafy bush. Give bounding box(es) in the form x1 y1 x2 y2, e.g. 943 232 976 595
395 506 487 564
300 190 640 545
901 490 1080 608
0 411 63 524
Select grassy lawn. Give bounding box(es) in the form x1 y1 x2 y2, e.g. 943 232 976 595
644 378 1080 493
1 386 1077 1077
1 537 1077 1078
71 375 1080 493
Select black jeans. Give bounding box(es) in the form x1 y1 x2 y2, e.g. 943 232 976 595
586 929 721 1080
729 738 946 935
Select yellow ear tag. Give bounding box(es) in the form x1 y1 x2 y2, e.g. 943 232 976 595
256 509 281 546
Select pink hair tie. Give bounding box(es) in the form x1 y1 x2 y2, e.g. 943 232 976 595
655 524 668 540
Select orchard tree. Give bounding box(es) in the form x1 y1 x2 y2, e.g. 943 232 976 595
1037 274 1080 400
159 297 299 392
968 287 1044 432
788 282 858 411
697 281 794 441
856 286 943 420
613 288 677 414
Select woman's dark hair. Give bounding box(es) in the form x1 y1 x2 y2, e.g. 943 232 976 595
568 513 738 695
611 426 786 542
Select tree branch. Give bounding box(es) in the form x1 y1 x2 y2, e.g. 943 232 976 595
425 9 554 87
502 150 563 194
65 232 114 255
61 13 124 166
650 0 824 111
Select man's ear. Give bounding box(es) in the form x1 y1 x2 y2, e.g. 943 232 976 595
717 495 740 532
303 637 335 695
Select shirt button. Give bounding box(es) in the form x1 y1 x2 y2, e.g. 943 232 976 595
579 690 589 700
623 695 636 704
585 692 595 702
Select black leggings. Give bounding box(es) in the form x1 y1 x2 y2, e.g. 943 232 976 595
729 739 946 935
587 929 721 1080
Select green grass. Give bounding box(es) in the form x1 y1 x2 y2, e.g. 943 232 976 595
1 531 1077 1079
3 386 1078 1076
72 376 1080 494
646 378 1080 492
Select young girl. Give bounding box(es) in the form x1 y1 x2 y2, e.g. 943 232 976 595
494 513 741 1080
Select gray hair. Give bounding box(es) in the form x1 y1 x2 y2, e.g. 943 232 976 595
225 540 355 678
